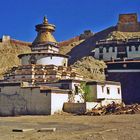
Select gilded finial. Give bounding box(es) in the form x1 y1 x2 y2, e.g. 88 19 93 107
43 16 48 24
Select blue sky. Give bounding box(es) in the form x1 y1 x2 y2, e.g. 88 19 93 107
0 0 140 42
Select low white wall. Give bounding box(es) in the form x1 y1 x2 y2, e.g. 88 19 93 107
86 101 122 110
51 93 68 114
101 99 122 106
75 94 84 103
86 102 101 110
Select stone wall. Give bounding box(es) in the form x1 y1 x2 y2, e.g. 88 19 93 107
63 102 101 114
0 85 51 116
63 103 86 114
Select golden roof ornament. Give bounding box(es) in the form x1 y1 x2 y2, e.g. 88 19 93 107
32 17 57 45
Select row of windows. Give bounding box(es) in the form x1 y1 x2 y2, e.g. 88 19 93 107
99 46 140 53
128 46 139 51
102 86 120 94
99 47 115 53
61 84 121 95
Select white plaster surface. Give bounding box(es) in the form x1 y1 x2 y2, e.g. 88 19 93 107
96 84 122 100
51 93 68 114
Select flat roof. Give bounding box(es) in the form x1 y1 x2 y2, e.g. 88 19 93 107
0 81 21 86
18 53 69 58
22 85 69 94
40 86 70 94
87 80 121 86
59 79 86 83
106 59 140 64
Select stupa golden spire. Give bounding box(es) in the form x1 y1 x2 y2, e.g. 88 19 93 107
43 16 48 24
32 16 56 45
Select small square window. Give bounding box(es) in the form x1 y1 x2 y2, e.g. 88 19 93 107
135 46 139 51
99 48 103 53
117 88 120 94
129 46 132 51
106 48 109 53
101 86 104 93
99 55 103 60
74 85 79 95
107 87 110 94
112 47 115 52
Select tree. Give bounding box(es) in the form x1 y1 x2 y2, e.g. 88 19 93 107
79 82 92 102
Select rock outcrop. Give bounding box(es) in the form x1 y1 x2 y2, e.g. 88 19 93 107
72 56 107 81
0 38 31 78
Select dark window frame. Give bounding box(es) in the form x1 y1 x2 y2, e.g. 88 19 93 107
135 46 139 51
112 47 115 52
129 46 132 52
102 86 104 93
99 47 103 53
74 85 79 95
117 88 120 94
99 54 103 60
107 87 110 94
61 84 70 89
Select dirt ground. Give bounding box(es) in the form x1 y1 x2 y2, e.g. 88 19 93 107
0 114 140 140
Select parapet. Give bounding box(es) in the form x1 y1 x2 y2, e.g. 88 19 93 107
79 30 94 40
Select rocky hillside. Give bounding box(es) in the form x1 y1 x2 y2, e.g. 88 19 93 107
59 40 84 55
59 30 93 55
62 26 117 64
72 56 107 81
107 31 140 40
0 40 31 78
59 36 80 47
